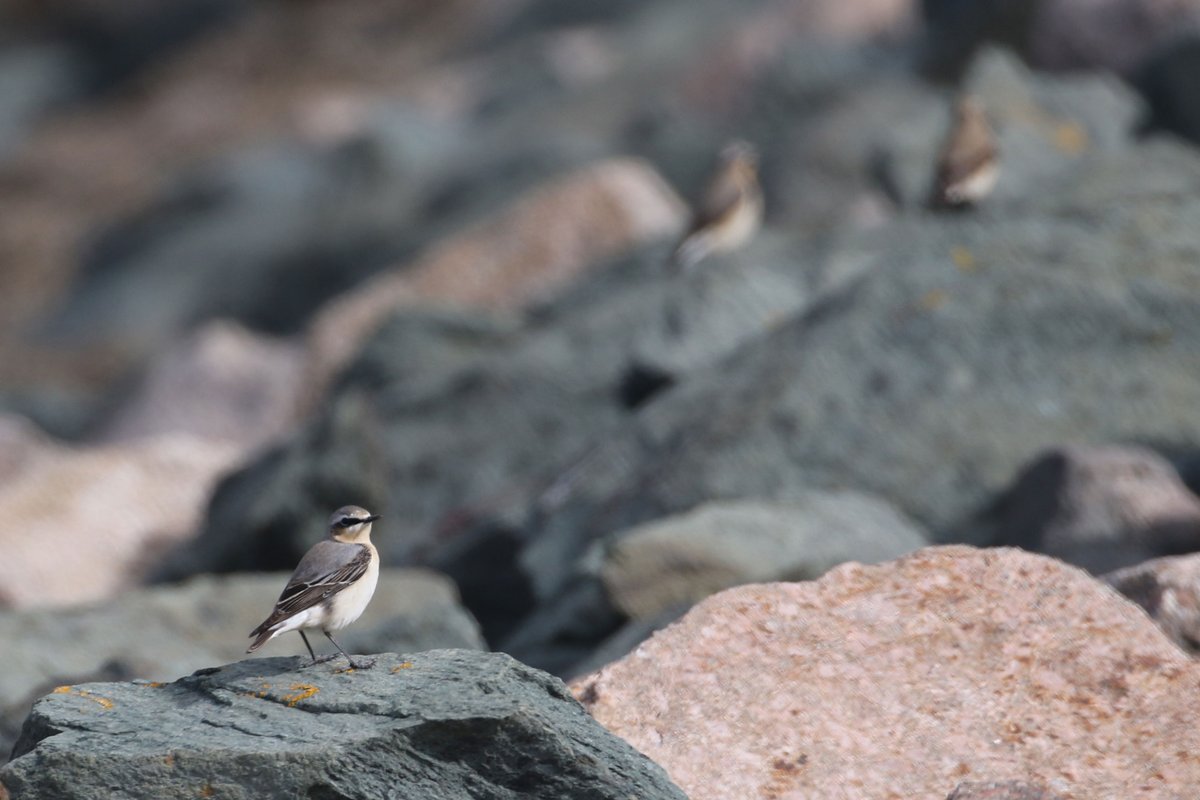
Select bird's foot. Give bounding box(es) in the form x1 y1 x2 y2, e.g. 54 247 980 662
310 654 340 666
347 656 376 671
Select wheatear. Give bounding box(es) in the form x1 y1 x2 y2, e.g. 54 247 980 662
247 505 381 669
929 95 999 210
671 140 764 272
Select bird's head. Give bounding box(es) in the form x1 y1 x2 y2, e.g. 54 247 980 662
720 140 759 173
328 505 380 543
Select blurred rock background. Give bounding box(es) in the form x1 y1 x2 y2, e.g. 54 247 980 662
4 0 1200 772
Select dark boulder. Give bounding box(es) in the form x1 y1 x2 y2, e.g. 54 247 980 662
2 650 686 800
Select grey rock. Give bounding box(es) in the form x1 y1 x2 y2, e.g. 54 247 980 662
518 137 1200 598
874 48 1143 211
973 445 1200 573
0 44 80 162
564 605 690 682
499 575 624 676
1027 0 1200 76
18 0 251 95
43 105 462 348
177 230 857 602
506 493 926 673
946 781 1067 800
599 495 929 620
917 0 1040 79
1136 33 1200 145
1103 553 1200 653
1 651 687 800
0 569 482 761
153 388 393 580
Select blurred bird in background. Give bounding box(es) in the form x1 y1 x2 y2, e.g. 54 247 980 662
671 140 764 272
928 94 999 210
664 140 764 336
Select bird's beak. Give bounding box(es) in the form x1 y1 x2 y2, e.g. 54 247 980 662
363 514 381 523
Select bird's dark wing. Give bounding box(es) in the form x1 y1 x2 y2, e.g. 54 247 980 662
935 114 996 195
250 541 370 635
690 167 746 233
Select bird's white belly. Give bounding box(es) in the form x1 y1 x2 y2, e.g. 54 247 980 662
712 196 764 254
325 548 379 631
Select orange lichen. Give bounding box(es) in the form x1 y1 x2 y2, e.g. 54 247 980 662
53 686 114 709
919 289 947 311
950 246 976 272
283 683 319 707
1053 122 1089 155
390 661 414 673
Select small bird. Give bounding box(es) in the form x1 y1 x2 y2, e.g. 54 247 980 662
247 505 382 669
671 140 764 272
928 95 999 210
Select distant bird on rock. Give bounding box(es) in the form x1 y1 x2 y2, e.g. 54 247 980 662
671 140 764 272
928 95 999 210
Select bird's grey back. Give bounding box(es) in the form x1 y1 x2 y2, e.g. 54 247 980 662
288 539 366 586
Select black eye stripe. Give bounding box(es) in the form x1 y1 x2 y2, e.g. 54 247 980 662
339 518 356 527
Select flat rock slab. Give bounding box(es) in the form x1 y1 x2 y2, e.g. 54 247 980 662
2 650 686 800
573 546 1200 799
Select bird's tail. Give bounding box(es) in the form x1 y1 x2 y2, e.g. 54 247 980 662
246 623 276 654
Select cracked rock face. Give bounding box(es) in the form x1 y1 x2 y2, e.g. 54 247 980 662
1 650 685 800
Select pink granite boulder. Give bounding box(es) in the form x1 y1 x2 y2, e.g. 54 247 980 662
573 546 1200 799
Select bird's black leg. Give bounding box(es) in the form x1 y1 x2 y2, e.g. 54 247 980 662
324 631 374 670
298 630 319 664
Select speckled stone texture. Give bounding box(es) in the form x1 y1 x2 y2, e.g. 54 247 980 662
572 546 1200 799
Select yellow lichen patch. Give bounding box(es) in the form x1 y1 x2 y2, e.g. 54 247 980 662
164 754 175 767
1053 121 1089 155
950 246 976 272
200 784 215 798
54 686 114 709
80 691 115 710
283 683 319 707
391 661 414 673
919 289 947 311
144 682 166 688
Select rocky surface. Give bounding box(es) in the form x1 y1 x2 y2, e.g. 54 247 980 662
1103 553 1200 653
301 156 686 409
946 782 1066 800
976 445 1200 573
142 38 1200 671
1027 0 1200 75
920 0 1200 79
599 494 928 619
1 650 687 800
96 319 304 448
0 569 483 760
0 414 241 608
5 6 1200 795
573 546 1200 799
